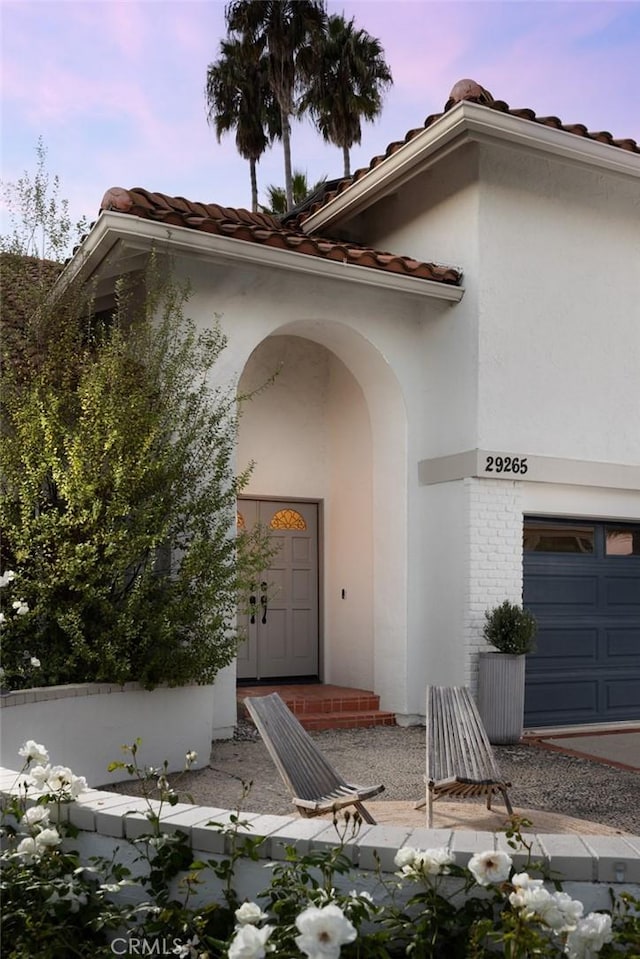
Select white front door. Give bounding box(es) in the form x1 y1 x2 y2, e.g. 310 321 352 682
237 499 319 680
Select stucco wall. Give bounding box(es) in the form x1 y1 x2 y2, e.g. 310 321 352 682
476 142 640 466
363 137 640 716
354 144 482 461
237 335 330 498
144 133 638 720
0 683 221 788
172 259 431 712
522 482 640 522
326 354 374 689
237 335 374 690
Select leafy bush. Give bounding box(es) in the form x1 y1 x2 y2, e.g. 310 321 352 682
1 146 275 690
483 600 538 655
0 253 274 690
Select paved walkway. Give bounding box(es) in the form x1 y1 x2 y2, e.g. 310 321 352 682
524 727 640 772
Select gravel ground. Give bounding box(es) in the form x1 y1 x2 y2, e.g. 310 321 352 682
111 723 639 835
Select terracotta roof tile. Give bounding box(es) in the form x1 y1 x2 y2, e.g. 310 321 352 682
99 186 461 287
98 82 634 288
295 79 639 224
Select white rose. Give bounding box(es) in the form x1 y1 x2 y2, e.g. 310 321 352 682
519 884 553 919
23 805 51 827
468 850 512 886
0 570 16 587
414 847 454 875
228 922 274 959
393 846 417 869
36 765 87 799
547 891 583 931
45 765 75 793
235 901 268 925
29 763 52 788
16 836 38 860
295 903 357 959
508 872 545 908
565 912 613 959
35 827 62 851
19 741 50 765
68 773 88 799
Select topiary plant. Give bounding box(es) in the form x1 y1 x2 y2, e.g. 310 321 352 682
483 600 537 655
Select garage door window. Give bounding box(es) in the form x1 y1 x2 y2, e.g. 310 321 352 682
606 528 640 556
524 522 594 554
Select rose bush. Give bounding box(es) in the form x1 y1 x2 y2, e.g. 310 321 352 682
1 740 638 958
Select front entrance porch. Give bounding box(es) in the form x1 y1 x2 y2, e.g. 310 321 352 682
237 683 396 731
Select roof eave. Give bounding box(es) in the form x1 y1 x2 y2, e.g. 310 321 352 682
59 211 464 303
301 101 640 235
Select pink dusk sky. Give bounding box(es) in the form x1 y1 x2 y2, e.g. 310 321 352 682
1 0 639 236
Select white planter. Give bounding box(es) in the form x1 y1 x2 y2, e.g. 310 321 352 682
477 653 526 744
0 680 233 787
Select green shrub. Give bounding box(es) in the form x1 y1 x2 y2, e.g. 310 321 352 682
0 254 274 690
483 600 537 655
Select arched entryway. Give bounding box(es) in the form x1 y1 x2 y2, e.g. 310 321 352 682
235 323 407 711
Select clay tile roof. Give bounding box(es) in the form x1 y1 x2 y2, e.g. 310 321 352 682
99 186 461 288
96 82 634 289
293 78 639 225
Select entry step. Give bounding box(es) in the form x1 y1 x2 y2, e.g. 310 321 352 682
237 684 396 730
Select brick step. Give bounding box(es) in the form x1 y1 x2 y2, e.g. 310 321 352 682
297 710 397 731
283 694 381 715
237 684 396 730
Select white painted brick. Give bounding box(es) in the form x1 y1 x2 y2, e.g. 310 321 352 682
309 821 367 862
188 810 262 854
94 796 151 837
463 478 524 692
268 817 338 859
124 802 200 840
356 824 415 871
582 836 640 883
450 831 497 865
536 835 595 882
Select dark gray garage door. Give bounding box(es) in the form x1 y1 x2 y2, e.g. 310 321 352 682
523 517 640 728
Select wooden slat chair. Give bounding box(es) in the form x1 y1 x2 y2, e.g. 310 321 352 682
417 685 514 827
244 692 385 824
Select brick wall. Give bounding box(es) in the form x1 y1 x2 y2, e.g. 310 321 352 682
464 478 524 691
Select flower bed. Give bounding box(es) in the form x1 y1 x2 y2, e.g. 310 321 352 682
1 740 640 958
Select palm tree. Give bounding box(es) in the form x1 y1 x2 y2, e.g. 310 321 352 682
226 0 327 212
299 14 392 177
260 170 327 216
205 33 280 212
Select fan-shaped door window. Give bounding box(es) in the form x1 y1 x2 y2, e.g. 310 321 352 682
269 508 307 530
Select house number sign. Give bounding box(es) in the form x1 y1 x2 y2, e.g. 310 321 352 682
483 454 528 475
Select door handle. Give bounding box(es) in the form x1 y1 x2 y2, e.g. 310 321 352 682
260 581 268 624
249 591 257 624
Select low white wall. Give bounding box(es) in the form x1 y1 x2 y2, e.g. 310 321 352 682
0 681 231 787
1 768 638 916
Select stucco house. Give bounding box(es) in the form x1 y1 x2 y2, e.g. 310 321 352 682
63 78 640 734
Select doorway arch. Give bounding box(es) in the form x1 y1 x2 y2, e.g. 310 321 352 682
236 320 408 711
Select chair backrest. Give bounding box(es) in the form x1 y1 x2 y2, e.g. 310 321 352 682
244 693 348 801
426 685 503 785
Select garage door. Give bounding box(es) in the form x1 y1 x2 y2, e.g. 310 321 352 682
523 518 640 728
